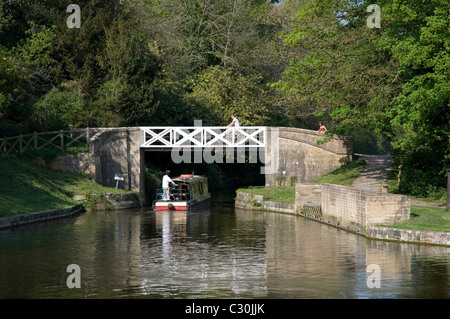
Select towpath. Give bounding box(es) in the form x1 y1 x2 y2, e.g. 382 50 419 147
351 154 445 208
351 154 392 193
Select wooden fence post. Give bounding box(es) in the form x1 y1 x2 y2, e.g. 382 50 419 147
60 130 64 150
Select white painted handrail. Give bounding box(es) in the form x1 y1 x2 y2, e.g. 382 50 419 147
140 126 266 148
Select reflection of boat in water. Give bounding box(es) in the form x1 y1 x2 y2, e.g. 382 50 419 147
152 174 211 211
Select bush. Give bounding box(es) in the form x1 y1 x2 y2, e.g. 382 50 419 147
394 166 447 201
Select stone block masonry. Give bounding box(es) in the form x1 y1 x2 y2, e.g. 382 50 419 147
264 127 353 187
49 128 146 200
49 153 95 178
295 183 410 233
90 127 142 192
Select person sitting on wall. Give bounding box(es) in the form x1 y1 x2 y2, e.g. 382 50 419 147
318 122 327 133
162 170 177 201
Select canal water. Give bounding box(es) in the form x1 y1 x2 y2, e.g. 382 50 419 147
0 194 449 299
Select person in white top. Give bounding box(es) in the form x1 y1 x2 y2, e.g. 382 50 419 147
227 114 240 128
162 170 177 201
227 114 240 143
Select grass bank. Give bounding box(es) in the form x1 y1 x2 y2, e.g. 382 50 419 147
236 186 296 204
0 157 131 218
386 205 450 232
309 158 366 186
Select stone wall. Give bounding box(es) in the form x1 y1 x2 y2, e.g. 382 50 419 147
48 127 144 195
264 127 353 187
295 183 410 233
49 153 95 178
367 227 450 246
235 188 450 246
89 127 143 193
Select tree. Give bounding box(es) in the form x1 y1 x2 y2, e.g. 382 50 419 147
272 0 399 133
188 65 271 125
273 0 449 195
0 1 58 133
379 0 449 195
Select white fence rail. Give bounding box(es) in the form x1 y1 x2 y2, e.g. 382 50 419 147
140 126 266 149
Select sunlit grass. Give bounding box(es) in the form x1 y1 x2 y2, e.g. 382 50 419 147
310 159 366 186
386 205 450 232
0 157 131 217
237 186 296 203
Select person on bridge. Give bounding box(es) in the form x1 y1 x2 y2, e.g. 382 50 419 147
162 170 177 201
318 122 327 133
227 115 240 143
227 114 240 128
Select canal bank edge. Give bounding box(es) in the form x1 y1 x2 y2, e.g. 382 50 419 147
235 189 450 247
77 192 144 211
0 204 83 230
0 192 143 230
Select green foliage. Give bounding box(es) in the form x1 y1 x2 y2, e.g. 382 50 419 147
273 0 449 196
145 164 163 200
0 0 447 201
189 66 271 125
32 85 84 131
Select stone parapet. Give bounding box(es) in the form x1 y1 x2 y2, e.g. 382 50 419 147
295 183 410 233
264 127 353 187
276 127 353 155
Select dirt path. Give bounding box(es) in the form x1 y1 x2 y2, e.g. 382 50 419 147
351 153 446 208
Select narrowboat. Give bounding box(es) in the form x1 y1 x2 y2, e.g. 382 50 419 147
152 174 211 211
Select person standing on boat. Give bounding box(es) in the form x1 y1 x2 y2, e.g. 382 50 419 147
162 170 177 201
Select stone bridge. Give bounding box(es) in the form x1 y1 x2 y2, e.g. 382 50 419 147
264 127 353 187
49 126 353 198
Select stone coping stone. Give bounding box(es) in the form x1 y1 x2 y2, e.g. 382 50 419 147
367 226 450 247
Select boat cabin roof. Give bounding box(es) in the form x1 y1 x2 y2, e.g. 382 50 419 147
172 174 207 183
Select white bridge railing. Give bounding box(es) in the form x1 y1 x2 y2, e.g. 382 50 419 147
140 126 266 149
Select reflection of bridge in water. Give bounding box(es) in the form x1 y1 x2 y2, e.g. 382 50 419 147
0 125 354 199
